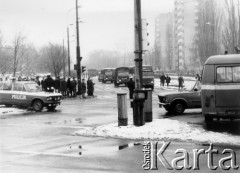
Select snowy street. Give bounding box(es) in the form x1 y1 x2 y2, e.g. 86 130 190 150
0 77 240 172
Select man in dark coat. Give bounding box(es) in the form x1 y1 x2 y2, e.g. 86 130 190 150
44 74 55 92
160 73 166 86
165 74 171 87
54 76 61 93
71 77 77 97
60 77 67 96
87 77 95 96
178 74 184 90
127 77 135 99
67 77 72 97
81 78 87 98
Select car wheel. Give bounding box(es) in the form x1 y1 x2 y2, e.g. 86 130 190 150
5 104 13 107
47 106 56 111
32 100 43 112
172 101 185 114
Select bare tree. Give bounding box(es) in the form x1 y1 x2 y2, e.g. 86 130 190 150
40 44 67 77
223 0 240 53
12 32 26 77
195 0 222 65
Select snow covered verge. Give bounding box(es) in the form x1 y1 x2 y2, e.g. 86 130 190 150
74 119 240 146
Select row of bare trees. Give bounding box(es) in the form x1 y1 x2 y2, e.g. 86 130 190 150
0 32 67 78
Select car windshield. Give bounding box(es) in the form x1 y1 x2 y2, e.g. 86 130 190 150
24 83 41 92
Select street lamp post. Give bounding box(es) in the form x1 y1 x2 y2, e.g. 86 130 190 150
67 27 71 76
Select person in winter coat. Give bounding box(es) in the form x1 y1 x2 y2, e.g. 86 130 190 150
60 77 67 96
67 77 72 97
160 73 166 86
54 76 61 93
165 74 171 87
178 74 184 90
127 77 135 99
81 78 87 98
44 74 55 92
87 77 95 96
71 77 77 97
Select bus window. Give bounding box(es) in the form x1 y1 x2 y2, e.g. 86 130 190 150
216 67 232 82
233 66 240 82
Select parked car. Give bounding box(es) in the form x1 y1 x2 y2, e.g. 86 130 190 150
158 81 201 114
0 81 62 112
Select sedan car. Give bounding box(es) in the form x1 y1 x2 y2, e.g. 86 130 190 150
0 81 62 112
158 81 201 114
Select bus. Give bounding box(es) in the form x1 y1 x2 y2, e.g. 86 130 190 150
201 54 240 122
129 65 154 90
100 68 114 83
113 67 130 87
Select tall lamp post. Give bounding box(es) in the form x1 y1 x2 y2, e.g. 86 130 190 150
75 0 82 95
67 27 71 76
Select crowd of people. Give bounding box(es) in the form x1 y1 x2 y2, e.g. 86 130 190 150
12 73 95 98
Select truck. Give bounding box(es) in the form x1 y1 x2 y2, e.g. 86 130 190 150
129 65 154 90
113 67 130 87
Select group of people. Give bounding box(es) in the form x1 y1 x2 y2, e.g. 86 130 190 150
34 74 95 98
159 73 171 87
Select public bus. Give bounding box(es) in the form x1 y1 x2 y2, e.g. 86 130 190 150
113 67 130 87
201 54 240 122
129 65 155 90
100 68 114 83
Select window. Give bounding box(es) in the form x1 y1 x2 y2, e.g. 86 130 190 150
217 66 240 83
3 83 12 90
13 83 24 91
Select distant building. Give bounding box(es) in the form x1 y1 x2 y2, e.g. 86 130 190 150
155 0 200 73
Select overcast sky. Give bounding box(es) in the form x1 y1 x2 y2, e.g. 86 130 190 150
0 0 173 59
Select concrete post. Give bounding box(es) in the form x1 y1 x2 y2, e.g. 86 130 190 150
144 89 152 122
117 93 128 126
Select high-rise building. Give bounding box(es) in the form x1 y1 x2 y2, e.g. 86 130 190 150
155 0 200 73
173 0 199 73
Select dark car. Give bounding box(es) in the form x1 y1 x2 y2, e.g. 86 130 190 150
158 81 201 114
0 81 62 112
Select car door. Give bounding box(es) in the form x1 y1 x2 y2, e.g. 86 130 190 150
12 82 28 106
0 82 13 105
190 81 202 108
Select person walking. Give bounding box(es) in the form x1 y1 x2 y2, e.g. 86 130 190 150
127 77 135 99
178 74 184 90
165 74 171 87
160 73 166 87
66 77 72 97
87 77 95 96
60 77 67 96
71 77 77 97
54 76 61 93
81 78 87 98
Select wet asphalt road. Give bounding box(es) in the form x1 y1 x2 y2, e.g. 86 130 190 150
0 77 240 172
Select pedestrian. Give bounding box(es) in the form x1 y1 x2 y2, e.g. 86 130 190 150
81 78 87 98
71 77 77 97
60 77 67 96
178 73 184 90
67 77 72 97
55 76 61 93
127 76 135 99
165 74 171 87
45 73 55 92
41 76 46 91
160 73 166 86
87 77 95 96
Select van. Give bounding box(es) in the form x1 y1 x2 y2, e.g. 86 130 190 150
201 54 240 122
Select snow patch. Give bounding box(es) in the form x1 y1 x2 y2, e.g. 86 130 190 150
74 119 240 146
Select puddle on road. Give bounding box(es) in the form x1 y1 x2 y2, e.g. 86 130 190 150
57 142 143 157
45 118 84 126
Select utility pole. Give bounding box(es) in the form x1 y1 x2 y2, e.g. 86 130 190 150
75 0 82 95
63 39 66 77
67 27 71 76
132 0 146 126
134 0 143 88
